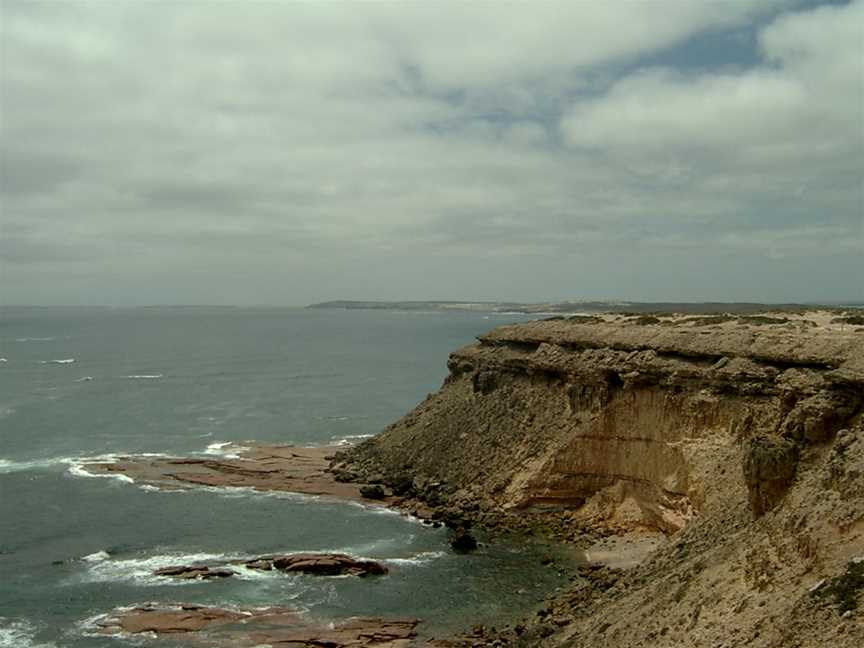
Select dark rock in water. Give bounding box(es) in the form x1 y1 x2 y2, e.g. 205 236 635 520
153 565 234 580
154 553 387 580
254 553 388 577
449 528 478 552
360 483 387 499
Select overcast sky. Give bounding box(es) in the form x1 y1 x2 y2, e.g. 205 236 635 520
1 0 862 306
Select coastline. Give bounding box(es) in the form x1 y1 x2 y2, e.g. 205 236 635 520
67 308 864 646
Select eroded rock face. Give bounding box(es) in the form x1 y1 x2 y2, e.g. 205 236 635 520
742 435 799 515
342 318 863 533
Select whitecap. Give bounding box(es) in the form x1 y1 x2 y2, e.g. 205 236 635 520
67 460 136 485
332 433 375 446
0 457 75 474
384 551 447 567
75 376 93 382
39 358 75 365
81 550 111 562
77 551 247 586
0 358 7 363
182 484 322 504
124 374 163 379
65 451 168 481
203 441 246 459
16 337 55 342
0 619 57 648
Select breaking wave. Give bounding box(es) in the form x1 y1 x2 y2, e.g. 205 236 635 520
384 551 447 566
332 433 375 446
0 619 56 648
0 457 75 474
203 441 247 458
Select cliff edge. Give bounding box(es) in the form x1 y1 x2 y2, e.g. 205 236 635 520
337 313 864 647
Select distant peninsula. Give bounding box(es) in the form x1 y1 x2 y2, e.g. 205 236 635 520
307 300 862 315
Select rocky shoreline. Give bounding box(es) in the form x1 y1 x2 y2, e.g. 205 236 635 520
330 311 864 647
78 310 864 646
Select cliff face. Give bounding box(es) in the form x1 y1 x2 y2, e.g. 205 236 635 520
350 317 862 532
343 315 864 647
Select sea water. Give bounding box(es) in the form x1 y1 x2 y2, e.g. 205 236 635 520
0 306 570 646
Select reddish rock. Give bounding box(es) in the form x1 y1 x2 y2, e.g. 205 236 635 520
153 565 234 580
152 553 388 581
89 604 417 646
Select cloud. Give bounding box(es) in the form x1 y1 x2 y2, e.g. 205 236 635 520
0 0 861 304
560 1 862 172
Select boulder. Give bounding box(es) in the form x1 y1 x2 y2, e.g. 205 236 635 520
264 553 388 577
449 528 478 552
360 483 387 499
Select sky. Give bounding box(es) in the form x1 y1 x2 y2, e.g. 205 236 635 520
1 0 862 306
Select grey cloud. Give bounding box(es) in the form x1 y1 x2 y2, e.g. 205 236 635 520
0 0 860 305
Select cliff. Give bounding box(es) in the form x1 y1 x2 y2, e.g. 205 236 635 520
339 314 864 647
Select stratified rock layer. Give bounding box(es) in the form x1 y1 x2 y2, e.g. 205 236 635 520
340 316 864 647
345 317 862 531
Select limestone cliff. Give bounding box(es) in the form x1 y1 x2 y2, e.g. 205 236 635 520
340 314 864 647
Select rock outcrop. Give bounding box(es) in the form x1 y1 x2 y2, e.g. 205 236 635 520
153 553 388 580
80 444 398 505
341 316 862 532
336 315 864 647
90 604 417 646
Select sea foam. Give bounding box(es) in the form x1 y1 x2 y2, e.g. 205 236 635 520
0 620 56 648
203 441 245 458
77 551 279 586
384 551 447 566
333 433 375 446
0 457 74 474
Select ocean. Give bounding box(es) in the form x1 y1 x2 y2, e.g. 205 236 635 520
0 306 569 646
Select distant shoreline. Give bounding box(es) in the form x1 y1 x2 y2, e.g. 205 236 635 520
306 300 864 315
